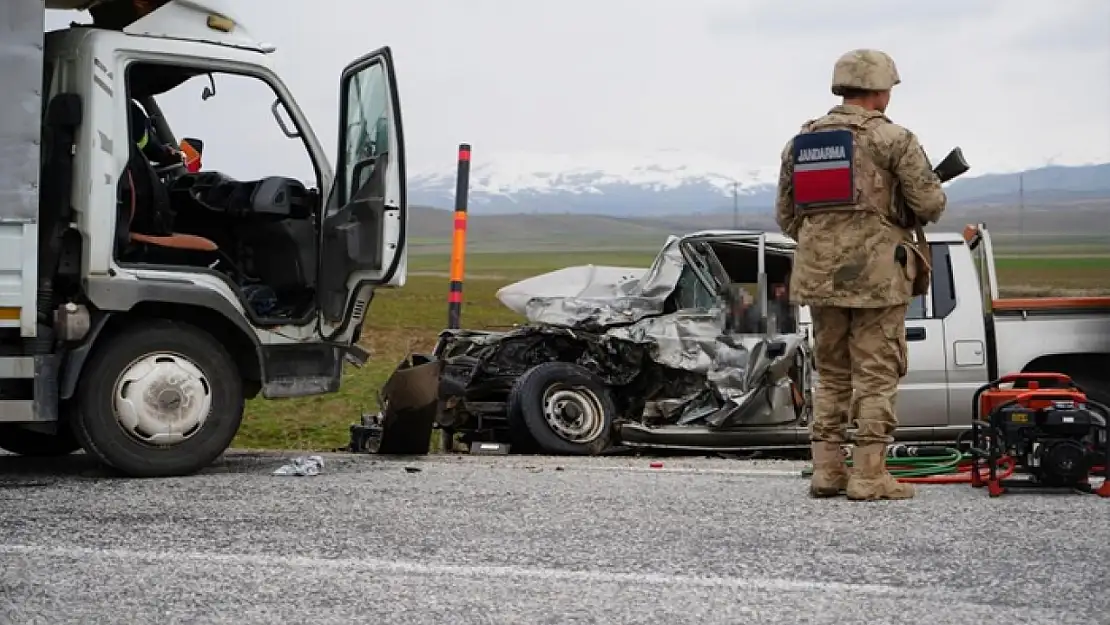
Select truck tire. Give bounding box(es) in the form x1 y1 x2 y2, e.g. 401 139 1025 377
507 361 614 456
0 424 81 457
71 319 244 477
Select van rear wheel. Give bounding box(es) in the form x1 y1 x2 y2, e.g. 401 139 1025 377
71 319 244 477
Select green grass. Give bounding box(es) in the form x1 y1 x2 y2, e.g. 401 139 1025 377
233 249 1110 451
408 250 657 275
994 255 1110 295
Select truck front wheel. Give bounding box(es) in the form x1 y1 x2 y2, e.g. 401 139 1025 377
71 320 245 477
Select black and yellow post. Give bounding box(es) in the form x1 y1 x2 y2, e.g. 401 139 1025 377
447 143 471 329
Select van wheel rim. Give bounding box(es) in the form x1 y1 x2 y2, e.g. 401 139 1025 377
113 352 212 446
541 384 605 443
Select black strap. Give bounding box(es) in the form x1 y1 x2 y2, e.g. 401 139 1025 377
126 143 175 235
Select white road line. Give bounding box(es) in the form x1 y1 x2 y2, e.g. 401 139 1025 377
0 544 903 596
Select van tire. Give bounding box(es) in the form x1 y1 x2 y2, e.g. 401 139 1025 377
508 361 614 456
71 319 244 477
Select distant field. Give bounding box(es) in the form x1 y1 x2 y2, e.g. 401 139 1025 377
409 250 656 275
234 249 1110 451
994 255 1110 296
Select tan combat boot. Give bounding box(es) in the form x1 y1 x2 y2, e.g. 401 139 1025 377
809 441 850 497
845 443 915 501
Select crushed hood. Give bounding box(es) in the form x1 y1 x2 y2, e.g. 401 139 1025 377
492 234 743 378
496 235 688 329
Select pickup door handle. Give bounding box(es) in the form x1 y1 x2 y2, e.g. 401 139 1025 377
906 327 927 341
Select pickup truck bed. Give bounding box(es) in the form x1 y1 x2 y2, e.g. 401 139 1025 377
990 296 1110 399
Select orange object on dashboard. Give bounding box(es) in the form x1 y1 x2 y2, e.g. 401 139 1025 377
179 139 201 173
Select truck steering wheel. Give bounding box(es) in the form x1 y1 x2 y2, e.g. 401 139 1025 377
155 161 187 178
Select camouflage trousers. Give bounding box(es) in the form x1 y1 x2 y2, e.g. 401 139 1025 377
809 304 908 446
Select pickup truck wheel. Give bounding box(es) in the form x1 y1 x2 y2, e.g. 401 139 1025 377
71 320 244 477
0 424 81 457
508 361 614 456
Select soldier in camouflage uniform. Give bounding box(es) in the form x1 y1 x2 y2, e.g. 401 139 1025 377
774 49 947 500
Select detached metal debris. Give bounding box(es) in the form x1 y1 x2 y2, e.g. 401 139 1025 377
352 231 816 456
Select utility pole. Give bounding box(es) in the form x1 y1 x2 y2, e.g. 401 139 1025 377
732 181 739 229
1018 172 1025 242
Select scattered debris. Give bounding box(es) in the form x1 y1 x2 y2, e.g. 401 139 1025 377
272 455 324 477
470 441 510 455
404 466 422 473
348 355 442 455
650 461 664 469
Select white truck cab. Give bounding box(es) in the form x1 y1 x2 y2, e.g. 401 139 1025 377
0 0 408 476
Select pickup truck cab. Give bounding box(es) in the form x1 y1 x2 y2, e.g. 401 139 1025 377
898 223 1110 442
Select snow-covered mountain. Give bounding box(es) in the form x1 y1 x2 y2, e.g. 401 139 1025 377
408 150 780 216
408 152 1110 216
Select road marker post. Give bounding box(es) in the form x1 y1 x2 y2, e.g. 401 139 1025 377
447 143 471 330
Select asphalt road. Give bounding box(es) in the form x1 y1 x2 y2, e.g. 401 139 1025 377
1 451 1107 625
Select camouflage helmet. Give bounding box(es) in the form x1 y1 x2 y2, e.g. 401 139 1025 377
831 49 901 96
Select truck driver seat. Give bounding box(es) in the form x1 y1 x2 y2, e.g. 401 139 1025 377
119 101 218 257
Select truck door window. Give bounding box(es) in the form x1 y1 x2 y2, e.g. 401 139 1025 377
905 243 957 321
337 62 390 209
119 62 325 324
906 295 927 320
930 243 957 318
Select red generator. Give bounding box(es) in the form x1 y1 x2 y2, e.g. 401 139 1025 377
968 373 1110 497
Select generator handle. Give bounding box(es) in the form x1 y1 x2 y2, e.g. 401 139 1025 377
1014 389 1089 404
996 372 1074 387
971 381 997 421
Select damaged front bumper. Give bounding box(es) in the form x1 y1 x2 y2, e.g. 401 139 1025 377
349 353 443 454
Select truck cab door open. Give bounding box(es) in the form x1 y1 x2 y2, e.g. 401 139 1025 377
318 47 407 325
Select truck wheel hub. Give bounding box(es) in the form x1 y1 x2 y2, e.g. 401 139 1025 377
113 353 212 446
542 385 604 443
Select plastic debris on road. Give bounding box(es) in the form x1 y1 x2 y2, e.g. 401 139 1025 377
272 455 325 476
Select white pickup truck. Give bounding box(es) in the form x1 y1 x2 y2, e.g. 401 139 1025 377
897 223 1110 443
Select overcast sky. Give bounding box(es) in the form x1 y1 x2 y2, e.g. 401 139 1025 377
46 0 1110 182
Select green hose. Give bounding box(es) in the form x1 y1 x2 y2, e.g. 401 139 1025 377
800 447 967 478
